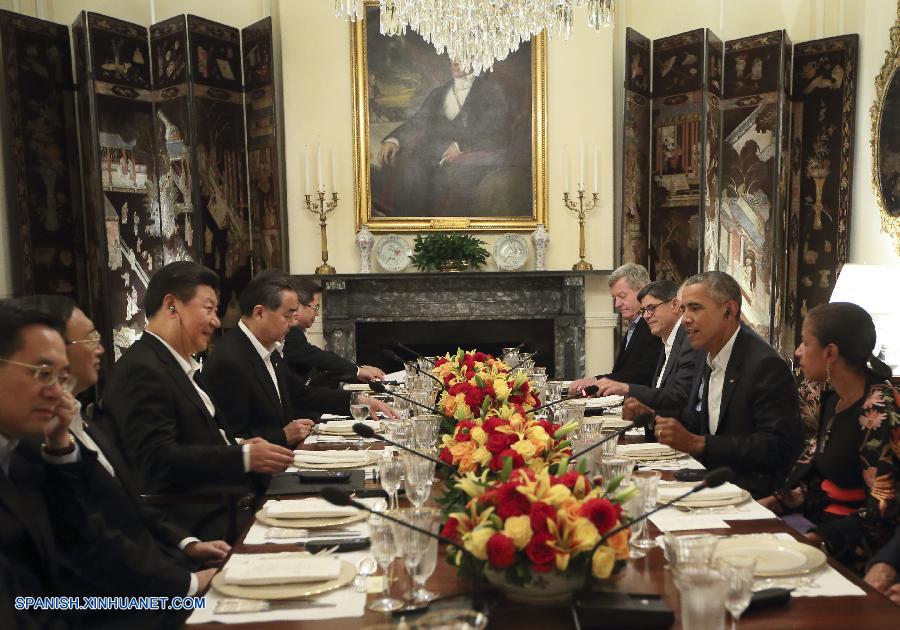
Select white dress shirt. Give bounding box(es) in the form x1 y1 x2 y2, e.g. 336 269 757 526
706 326 740 435
655 318 683 389
442 74 476 120
0 433 18 476
68 401 115 477
238 320 280 402
143 330 250 472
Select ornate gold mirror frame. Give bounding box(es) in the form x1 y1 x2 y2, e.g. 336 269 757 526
870 1 900 254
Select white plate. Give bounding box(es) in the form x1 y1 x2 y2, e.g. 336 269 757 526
212 559 356 600
493 234 529 271
375 235 412 272
714 536 827 577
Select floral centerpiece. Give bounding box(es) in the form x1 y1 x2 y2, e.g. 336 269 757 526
440 466 634 604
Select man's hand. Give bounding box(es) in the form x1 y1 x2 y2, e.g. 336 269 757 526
621 397 654 421
596 377 629 397
184 540 231 567
440 142 461 164
357 365 386 383
804 531 824 547
568 377 599 396
379 141 399 167
654 417 705 455
193 568 218 594
366 397 399 420
887 583 900 606
865 562 898 592
45 392 78 449
284 418 314 446
248 440 294 473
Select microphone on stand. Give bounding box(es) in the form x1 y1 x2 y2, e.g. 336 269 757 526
580 466 734 593
527 384 600 416
352 422 457 476
386 339 435 366
320 487 485 612
569 412 654 463
382 348 446 390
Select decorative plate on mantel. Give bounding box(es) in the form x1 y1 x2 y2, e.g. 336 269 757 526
494 234 529 271
374 235 412 272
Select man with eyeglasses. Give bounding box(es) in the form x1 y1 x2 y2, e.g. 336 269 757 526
595 280 700 422
283 277 386 385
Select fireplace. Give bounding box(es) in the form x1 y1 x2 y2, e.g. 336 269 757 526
297 271 594 380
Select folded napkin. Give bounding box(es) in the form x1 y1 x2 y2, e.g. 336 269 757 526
293 450 374 465
318 420 379 432
264 498 359 519
223 553 341 586
658 481 743 502
618 443 678 456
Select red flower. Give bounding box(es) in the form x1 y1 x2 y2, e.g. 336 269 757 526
529 501 557 534
490 449 525 475
435 358 448 367
483 417 506 434
557 471 585 490
455 419 475 442
473 352 488 362
465 386 486 410
439 447 453 465
448 382 467 396
493 481 529 518
440 517 460 543
486 431 515 454
579 498 621 533
486 533 516 568
482 385 496 400
525 532 555 567
519 381 531 395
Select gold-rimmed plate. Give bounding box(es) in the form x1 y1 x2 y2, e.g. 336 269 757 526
714 537 827 577
661 488 752 508
256 511 368 530
211 560 356 600
292 453 381 470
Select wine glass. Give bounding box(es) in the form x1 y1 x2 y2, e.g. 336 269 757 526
378 455 403 510
402 451 435 510
367 516 403 612
412 414 442 449
717 556 756 630
389 508 441 603
349 392 370 446
632 470 660 549
410 537 439 602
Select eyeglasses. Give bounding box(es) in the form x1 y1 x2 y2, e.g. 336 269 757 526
304 303 320 313
0 359 75 390
67 331 102 349
639 300 672 317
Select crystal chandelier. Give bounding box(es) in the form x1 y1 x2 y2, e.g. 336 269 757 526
334 1 615 74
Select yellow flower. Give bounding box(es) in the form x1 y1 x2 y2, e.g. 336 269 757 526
465 526 496 561
472 446 492 467
493 378 510 400
568 517 600 552
471 426 487 446
455 474 486 499
443 393 459 415
503 515 533 549
524 424 551 450
606 528 630 560
592 546 616 578
511 439 537 460
450 440 477 472
555 550 571 572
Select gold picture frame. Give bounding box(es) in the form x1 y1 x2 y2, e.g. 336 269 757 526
870 1 900 254
350 1 547 232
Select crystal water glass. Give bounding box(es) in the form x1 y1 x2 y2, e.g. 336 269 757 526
669 534 720 575
675 565 726 630
410 537 439 602
389 508 441 602
599 457 634 491
412 414 442 449
367 516 402 612
378 455 403 510
623 485 646 559
716 556 756 630
632 470 661 549
402 451 435 509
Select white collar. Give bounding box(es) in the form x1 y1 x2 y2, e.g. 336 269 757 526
238 320 276 362
69 399 85 434
663 318 683 349
453 75 476 91
707 326 740 372
144 330 201 376
0 433 19 456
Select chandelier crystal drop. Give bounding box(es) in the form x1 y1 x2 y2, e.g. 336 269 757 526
334 0 615 74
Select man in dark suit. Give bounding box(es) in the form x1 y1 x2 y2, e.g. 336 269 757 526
569 263 663 394
203 270 316 447
653 271 803 498
596 279 701 415
103 262 294 542
284 277 385 385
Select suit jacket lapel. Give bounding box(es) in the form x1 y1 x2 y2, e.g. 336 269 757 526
660 326 687 384
717 329 747 429
235 330 284 421
1 451 55 570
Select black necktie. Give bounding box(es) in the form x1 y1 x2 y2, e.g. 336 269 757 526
700 363 712 435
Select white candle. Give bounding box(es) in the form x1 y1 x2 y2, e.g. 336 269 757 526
317 145 324 192
563 145 569 194
330 148 337 192
593 146 599 193
579 137 585 192
303 146 311 196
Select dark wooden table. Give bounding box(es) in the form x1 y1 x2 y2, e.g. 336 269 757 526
191 442 900 629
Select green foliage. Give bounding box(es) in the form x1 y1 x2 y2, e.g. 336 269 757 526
409 233 490 271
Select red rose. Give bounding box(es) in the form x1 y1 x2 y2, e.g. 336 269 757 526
525 532 555 567
448 382 467 396
486 533 516 568
557 471 584 490
490 449 525 474
579 498 621 533
494 481 529 518
486 431 514 454
529 501 557 534
440 517 460 543
439 447 453 464
483 417 506 434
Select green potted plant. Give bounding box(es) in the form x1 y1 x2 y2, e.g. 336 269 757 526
409 233 490 272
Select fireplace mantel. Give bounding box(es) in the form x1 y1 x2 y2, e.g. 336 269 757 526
294 271 610 379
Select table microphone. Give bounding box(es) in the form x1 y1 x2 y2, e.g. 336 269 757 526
386 339 436 366
320 487 486 612
382 348 446 390
527 384 600 415
569 411 654 463
351 422 457 475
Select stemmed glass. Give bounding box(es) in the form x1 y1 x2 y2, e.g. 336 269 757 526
402 451 436 510
717 556 756 630
632 470 661 549
378 455 403 510
623 485 646 559
412 414 442 449
389 508 441 604
367 516 403 612
410 538 439 603
349 391 370 446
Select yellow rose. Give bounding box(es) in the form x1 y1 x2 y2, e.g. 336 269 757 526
493 378 510 400
503 515 533 549
606 528 630 560
470 426 487 446
511 439 537 460
592 546 616 578
525 424 550 448
465 526 496 561
568 517 600 552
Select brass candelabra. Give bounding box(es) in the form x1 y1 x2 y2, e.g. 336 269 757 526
306 190 338 275
563 190 598 271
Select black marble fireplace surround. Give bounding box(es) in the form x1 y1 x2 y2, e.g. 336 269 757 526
295 271 610 380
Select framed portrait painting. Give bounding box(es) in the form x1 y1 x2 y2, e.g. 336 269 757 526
351 1 547 232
